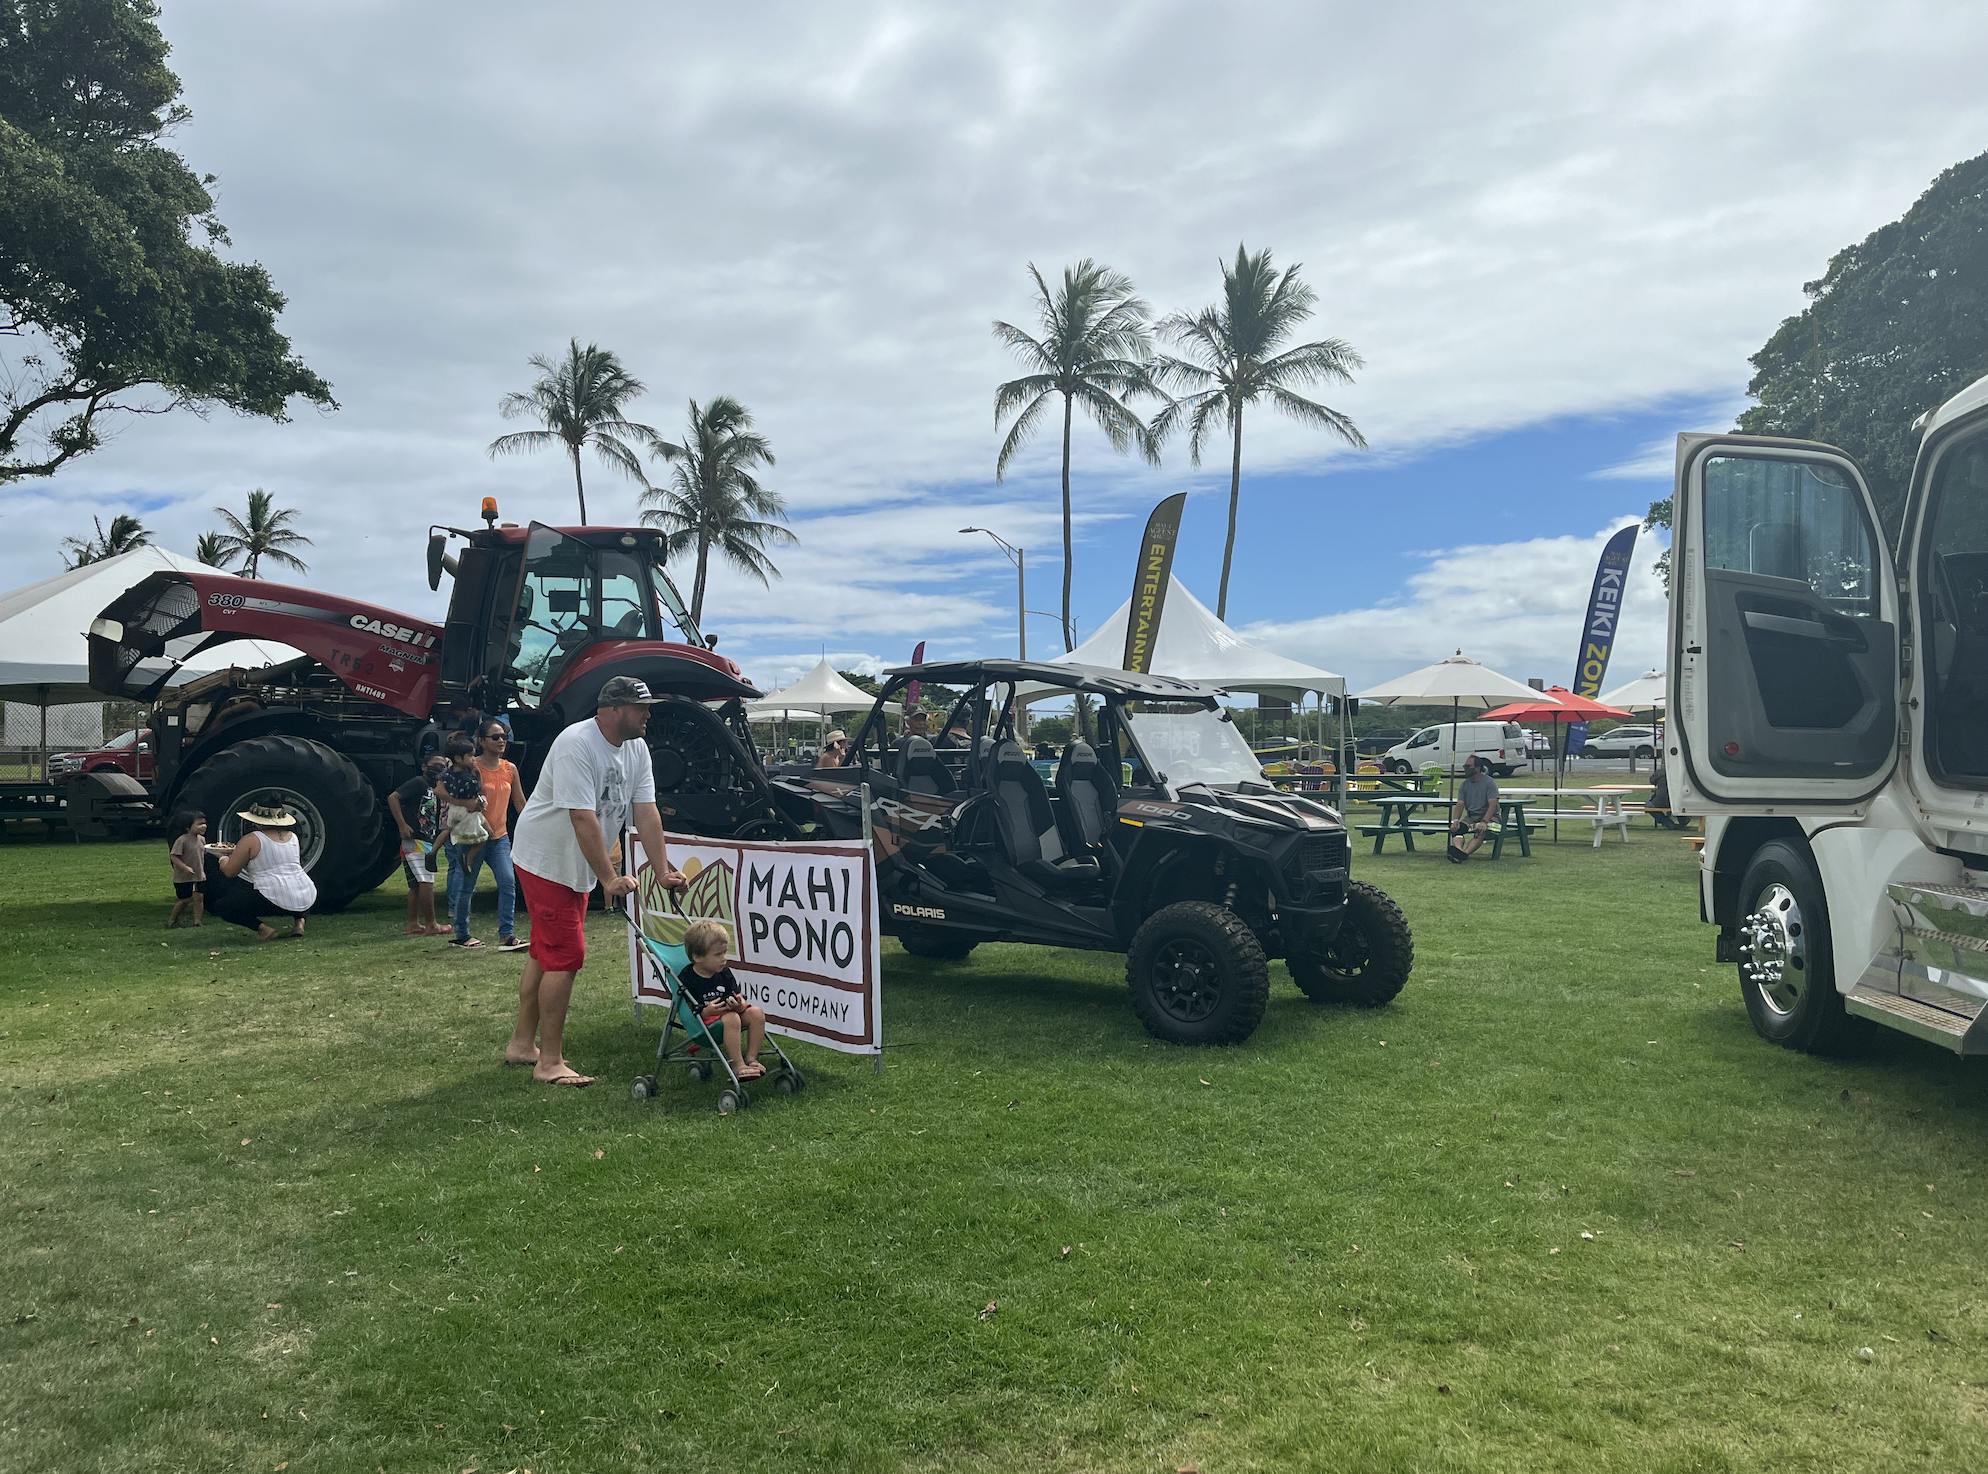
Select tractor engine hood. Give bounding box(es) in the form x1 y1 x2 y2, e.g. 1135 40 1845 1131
89 570 443 717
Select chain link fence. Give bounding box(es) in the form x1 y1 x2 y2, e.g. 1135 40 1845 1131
1 701 148 780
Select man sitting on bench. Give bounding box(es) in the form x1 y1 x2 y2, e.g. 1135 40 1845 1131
1448 755 1498 863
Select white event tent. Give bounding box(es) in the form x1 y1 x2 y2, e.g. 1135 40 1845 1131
744 657 876 719
0 549 298 768
1601 669 1665 712
1048 576 1345 700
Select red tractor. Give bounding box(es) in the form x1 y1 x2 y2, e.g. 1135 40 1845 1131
87 505 785 909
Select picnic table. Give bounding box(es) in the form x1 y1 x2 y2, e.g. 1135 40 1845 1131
1358 793 1537 859
1501 786 1650 846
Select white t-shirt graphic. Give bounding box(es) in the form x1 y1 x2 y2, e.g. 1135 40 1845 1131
511 719 657 892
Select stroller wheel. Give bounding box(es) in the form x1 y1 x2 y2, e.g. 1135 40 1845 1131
776 1071 802 1095
629 1076 653 1101
716 1089 740 1115
689 1060 713 1083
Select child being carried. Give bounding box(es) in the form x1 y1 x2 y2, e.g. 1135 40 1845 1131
439 733 491 866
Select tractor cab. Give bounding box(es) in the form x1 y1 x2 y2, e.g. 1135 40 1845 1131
428 509 751 714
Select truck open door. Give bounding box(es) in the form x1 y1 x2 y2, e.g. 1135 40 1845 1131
1667 436 1899 814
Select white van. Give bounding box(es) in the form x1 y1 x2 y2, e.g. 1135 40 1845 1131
1381 722 1529 776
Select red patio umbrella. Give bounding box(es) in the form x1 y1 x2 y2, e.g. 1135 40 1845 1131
1482 686 1633 839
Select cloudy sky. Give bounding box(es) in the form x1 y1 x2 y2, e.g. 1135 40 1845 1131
8 0 1988 695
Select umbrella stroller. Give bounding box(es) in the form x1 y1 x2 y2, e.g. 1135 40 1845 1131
620 905 804 1115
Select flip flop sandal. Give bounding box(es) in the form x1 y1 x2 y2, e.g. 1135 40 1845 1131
737 1064 767 1081
450 937 485 949
538 1072 594 1088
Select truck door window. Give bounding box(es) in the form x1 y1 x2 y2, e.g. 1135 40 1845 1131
1699 454 1894 775
1920 431 1988 784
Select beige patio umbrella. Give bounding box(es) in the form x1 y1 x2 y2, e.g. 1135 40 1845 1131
1357 651 1558 798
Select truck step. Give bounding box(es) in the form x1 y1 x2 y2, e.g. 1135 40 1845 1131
1845 987 1986 1054
1889 881 1988 945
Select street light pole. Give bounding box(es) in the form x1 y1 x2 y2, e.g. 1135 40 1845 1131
960 527 1026 661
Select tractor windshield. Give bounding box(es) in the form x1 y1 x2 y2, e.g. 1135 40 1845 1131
504 525 704 705
1119 702 1266 789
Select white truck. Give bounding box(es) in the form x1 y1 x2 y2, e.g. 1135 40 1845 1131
1670 372 1988 1055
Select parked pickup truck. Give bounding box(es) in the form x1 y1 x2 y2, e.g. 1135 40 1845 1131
47 728 155 784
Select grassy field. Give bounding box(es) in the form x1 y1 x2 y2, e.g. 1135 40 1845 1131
4 820 1987 1473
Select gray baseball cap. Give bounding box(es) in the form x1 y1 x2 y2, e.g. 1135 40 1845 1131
598 676 661 708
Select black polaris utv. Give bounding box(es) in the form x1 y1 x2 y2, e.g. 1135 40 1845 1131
768 659 1413 1045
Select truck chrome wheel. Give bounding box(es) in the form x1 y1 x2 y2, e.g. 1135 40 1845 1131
1739 882 1805 1017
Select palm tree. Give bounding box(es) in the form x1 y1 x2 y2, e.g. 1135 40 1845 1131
211 488 312 578
488 339 657 524
641 397 793 625
193 531 236 570
1151 244 1367 620
992 261 1161 651
60 513 151 568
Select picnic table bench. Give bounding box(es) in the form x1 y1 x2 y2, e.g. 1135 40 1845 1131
1357 794 1540 859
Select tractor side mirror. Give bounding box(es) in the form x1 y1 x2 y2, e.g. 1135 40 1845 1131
427 533 448 591
547 590 582 615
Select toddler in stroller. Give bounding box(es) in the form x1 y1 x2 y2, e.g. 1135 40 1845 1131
626 914 803 1113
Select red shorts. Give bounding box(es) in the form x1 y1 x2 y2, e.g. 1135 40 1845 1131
516 865 589 972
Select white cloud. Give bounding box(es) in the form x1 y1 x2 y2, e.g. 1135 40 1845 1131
5 0 1981 685
1588 437 1678 482
1240 518 1670 695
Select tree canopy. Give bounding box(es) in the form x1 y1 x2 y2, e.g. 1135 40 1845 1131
488 339 657 525
210 486 310 578
1648 149 1988 555
59 509 147 566
0 0 333 484
641 395 792 624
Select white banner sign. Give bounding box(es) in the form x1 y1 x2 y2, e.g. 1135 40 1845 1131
625 832 882 1055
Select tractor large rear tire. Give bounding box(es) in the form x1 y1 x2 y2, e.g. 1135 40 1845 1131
1290 879 1414 1007
178 736 388 913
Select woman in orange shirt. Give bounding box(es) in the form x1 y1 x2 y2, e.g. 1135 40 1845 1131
469 720 528 952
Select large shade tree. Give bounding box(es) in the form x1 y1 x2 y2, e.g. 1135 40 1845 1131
641 396 792 625
1152 245 1365 620
488 339 657 524
1646 149 1988 574
60 512 150 568
210 487 310 578
1 0 333 485
992 261 1161 651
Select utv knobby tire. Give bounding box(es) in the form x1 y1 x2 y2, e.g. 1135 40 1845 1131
1126 901 1269 1045
1735 840 1862 1055
1290 879 1414 1007
895 925 977 962
177 735 388 913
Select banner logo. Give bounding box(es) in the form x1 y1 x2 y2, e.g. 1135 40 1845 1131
1565 524 1638 755
627 833 882 1054
1123 492 1188 674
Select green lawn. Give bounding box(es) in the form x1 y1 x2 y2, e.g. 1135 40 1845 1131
4 823 1986 1473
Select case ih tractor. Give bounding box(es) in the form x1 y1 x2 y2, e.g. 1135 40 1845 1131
86 506 785 909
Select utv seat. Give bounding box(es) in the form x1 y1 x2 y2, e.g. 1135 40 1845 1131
1055 740 1118 854
896 735 954 796
990 740 1098 886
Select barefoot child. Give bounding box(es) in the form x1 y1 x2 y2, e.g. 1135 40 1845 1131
677 921 768 1080
167 810 206 928
388 754 449 935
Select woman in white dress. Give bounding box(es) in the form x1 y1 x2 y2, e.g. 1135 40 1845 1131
206 804 319 941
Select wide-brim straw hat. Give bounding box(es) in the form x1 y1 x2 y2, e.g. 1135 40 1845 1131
236 803 297 827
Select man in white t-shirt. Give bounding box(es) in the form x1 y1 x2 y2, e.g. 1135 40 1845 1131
506 676 686 1087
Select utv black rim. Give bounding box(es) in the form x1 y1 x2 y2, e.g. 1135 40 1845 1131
1321 925 1370 978
1152 938 1222 1023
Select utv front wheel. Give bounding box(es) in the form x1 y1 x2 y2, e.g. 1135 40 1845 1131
1290 880 1414 1007
1127 901 1269 1045
895 925 977 962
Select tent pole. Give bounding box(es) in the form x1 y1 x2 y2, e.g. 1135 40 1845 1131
38 687 48 782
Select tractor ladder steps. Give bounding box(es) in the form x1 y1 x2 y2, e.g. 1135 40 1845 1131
1845 989 1985 1053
